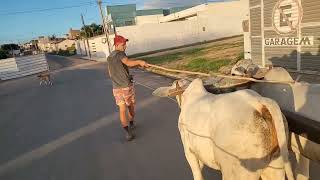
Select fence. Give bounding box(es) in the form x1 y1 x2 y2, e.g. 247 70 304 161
0 54 48 80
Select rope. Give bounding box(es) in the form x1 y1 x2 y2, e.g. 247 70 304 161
148 64 295 85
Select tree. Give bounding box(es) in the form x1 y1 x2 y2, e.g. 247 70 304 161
0 49 8 59
80 23 103 38
1 44 20 51
49 34 57 41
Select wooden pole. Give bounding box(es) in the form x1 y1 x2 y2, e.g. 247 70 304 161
147 64 295 85
81 14 91 59
97 0 111 54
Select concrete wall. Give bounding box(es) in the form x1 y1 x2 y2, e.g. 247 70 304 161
0 58 18 73
116 20 200 55
76 0 248 59
196 0 249 42
117 0 249 56
76 35 110 61
0 54 48 80
76 40 88 56
88 35 110 59
136 15 163 25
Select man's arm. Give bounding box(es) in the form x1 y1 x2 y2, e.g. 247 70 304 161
121 57 149 67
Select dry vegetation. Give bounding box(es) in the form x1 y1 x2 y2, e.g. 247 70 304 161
140 36 244 73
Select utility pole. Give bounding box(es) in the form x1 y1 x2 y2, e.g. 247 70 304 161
81 14 91 59
97 0 111 54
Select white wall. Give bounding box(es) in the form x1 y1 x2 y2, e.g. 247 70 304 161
0 54 48 80
116 0 248 56
88 35 110 59
76 40 88 56
116 20 200 55
197 0 249 42
76 35 110 61
136 15 163 25
76 0 249 58
0 58 18 73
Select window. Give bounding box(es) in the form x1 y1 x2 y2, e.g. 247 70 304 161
125 21 134 26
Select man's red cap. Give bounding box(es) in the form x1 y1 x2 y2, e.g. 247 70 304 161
114 35 128 46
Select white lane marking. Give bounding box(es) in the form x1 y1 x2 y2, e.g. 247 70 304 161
0 96 157 176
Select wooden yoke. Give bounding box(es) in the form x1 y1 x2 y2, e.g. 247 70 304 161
168 81 184 106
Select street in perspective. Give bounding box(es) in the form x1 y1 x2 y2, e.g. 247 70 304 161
1 0 320 180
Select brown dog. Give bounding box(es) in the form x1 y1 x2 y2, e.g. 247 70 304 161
37 71 53 85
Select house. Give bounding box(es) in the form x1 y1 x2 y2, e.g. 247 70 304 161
106 4 195 27
37 36 51 52
136 9 164 25
106 4 137 27
22 40 38 51
68 28 80 40
37 36 68 52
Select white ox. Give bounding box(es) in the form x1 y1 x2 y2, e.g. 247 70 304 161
153 78 294 180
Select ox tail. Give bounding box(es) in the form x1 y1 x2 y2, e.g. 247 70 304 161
260 98 295 180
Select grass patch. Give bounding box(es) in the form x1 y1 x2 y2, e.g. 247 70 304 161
184 58 230 73
183 48 205 56
139 36 244 73
141 53 182 64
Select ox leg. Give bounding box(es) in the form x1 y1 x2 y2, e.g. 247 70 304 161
185 148 204 180
261 154 285 180
294 152 310 180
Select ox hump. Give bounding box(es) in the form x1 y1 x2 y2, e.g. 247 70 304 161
184 78 208 96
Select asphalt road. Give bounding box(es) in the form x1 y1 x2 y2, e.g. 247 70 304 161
0 55 318 180
0 55 220 180
46 54 89 70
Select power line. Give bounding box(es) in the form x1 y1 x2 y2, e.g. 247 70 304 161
0 2 96 16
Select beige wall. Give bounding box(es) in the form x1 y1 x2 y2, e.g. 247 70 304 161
56 39 75 51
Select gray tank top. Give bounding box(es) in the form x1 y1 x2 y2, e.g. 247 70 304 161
107 50 132 88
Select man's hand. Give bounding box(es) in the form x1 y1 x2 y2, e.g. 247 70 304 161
139 61 149 68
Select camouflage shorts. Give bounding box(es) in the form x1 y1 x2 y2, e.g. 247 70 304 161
112 85 136 106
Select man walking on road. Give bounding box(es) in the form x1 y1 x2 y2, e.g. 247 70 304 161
107 35 149 141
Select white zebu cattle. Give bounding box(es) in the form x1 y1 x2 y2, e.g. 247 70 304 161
153 78 294 180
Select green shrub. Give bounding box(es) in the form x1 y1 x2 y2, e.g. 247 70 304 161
0 49 8 59
184 58 230 72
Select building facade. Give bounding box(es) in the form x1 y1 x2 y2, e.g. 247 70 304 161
106 4 196 27
246 0 320 72
77 0 249 59
55 39 75 51
68 28 80 40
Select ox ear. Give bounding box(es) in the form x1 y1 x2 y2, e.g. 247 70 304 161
152 80 189 97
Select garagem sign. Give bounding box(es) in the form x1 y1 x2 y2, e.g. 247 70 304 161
265 36 314 46
272 0 303 35
266 1 314 47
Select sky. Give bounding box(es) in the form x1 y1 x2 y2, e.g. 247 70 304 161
0 0 211 45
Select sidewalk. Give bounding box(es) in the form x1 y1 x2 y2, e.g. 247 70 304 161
72 55 107 62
